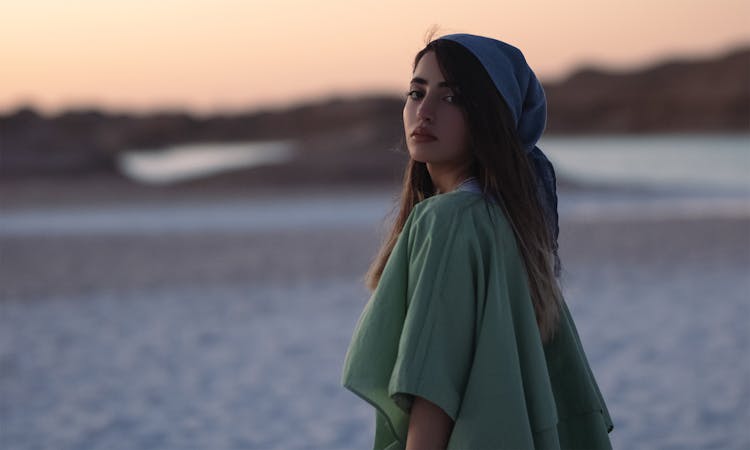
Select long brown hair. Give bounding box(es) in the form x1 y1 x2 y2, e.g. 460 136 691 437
365 37 562 342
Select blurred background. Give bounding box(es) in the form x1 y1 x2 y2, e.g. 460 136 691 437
1 1 749 449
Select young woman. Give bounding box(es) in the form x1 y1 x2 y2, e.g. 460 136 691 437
341 33 613 450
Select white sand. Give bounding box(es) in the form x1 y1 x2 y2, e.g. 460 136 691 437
1 186 749 449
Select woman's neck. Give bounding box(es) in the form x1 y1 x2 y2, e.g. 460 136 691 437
427 161 474 194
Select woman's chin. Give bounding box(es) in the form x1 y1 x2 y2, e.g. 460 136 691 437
410 155 451 166
408 149 438 164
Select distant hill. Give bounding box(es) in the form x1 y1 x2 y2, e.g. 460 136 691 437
1 45 747 182
544 46 750 132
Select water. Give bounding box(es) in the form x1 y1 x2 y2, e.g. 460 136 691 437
117 140 296 185
0 188 747 237
540 133 750 191
113 134 750 190
2 135 749 236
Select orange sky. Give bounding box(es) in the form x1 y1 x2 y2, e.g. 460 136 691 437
1 0 748 114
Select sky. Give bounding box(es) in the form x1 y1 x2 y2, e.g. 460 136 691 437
1 0 748 114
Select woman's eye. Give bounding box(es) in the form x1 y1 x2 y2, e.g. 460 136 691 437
406 90 423 100
405 90 460 104
444 95 456 103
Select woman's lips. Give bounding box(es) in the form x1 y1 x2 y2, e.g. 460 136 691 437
411 127 437 142
411 134 437 142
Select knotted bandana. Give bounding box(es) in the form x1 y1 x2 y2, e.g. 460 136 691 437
438 33 561 276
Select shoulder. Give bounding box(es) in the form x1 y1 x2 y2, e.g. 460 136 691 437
406 190 516 252
411 191 486 226
405 191 490 244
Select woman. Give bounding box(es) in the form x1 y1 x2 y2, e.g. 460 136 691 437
341 33 613 450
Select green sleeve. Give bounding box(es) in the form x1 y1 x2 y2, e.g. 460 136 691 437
387 205 477 422
341 201 479 448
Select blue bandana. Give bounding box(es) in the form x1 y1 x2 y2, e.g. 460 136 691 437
438 33 561 276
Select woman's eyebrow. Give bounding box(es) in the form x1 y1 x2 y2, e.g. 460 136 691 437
410 77 458 88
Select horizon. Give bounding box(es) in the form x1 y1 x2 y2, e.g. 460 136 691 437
4 43 748 118
2 0 749 115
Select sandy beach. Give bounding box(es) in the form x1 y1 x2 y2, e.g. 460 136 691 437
1 179 749 449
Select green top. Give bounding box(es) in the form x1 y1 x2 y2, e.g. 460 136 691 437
341 190 613 450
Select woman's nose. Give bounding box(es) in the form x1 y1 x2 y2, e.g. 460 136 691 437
416 97 435 122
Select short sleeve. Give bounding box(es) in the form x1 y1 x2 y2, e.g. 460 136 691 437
341 199 483 448
387 208 478 422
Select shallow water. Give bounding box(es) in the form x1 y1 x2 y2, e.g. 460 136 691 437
541 133 750 191
115 134 750 191
1 185 747 237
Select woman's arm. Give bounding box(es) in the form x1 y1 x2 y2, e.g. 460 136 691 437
405 395 455 450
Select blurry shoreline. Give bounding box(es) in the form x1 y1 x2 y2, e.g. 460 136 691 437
0 168 709 211
0 173 402 210
1 45 747 183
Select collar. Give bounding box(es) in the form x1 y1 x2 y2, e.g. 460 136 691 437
454 176 482 194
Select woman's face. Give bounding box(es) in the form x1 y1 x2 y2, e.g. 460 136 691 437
403 51 470 166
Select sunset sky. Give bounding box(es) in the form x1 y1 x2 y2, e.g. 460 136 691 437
1 0 748 114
